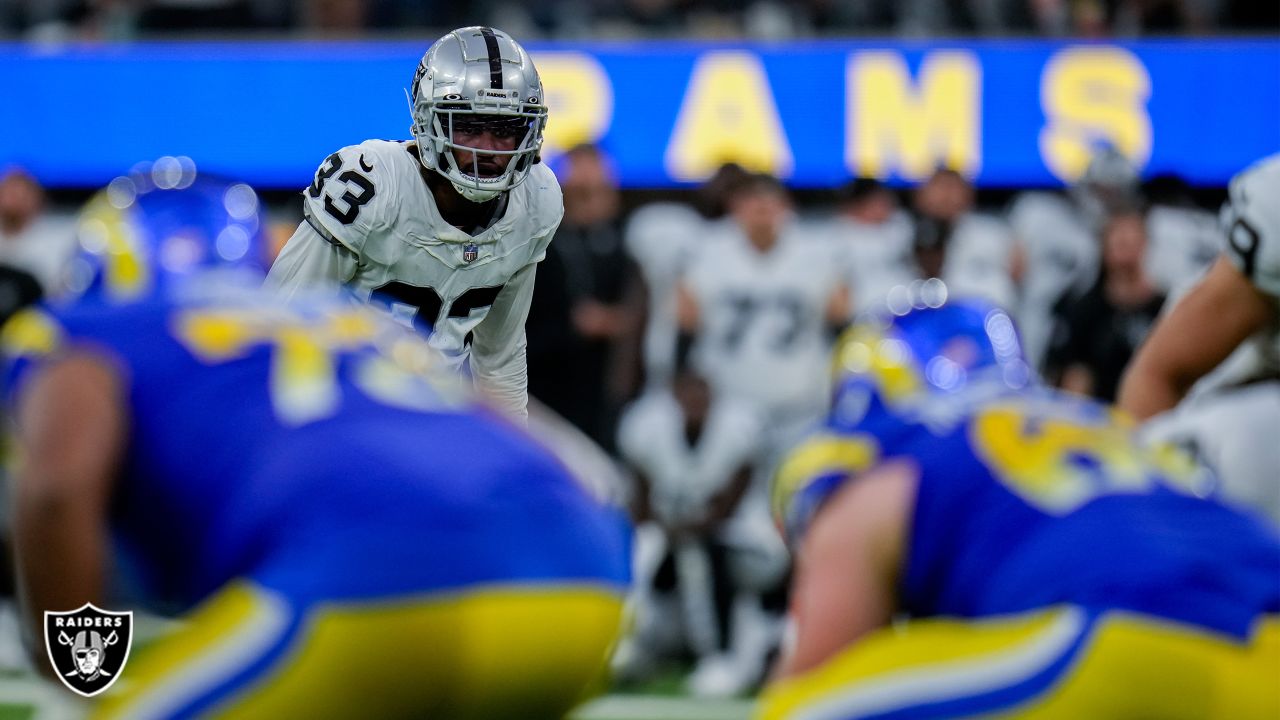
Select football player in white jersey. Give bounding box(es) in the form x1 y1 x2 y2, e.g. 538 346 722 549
1119 153 1280 522
614 364 786 698
624 201 704 389
823 177 916 313
677 173 849 457
266 27 563 420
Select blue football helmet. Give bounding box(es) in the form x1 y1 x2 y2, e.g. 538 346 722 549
773 296 1034 543
63 159 270 302
829 297 1033 428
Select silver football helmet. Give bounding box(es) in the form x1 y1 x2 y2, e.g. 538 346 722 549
409 27 547 203
1072 144 1140 230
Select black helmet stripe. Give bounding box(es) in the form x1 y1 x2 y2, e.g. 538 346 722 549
479 27 503 89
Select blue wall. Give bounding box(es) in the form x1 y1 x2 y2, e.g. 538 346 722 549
2 39 1277 189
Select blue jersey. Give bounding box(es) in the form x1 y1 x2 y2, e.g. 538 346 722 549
2 284 630 612
782 386 1280 641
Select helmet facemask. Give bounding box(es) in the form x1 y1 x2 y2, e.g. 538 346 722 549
408 28 547 203
411 98 546 202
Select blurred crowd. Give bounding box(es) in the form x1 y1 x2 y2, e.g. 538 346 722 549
1 0 1276 40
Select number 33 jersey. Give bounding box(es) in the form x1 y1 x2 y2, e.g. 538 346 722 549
267 139 564 414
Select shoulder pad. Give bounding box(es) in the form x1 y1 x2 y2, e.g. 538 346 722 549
772 430 880 544
1222 154 1280 296
521 163 565 239
301 141 401 255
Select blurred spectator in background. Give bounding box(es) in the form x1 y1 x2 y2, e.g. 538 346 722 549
137 0 263 31
1218 0 1280 30
0 167 77 295
297 0 369 33
910 166 1017 308
1047 208 1164 401
825 177 914 313
4 0 1277 37
1009 145 1139 370
527 144 643 450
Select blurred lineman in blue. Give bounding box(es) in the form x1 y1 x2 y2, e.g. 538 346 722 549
2 168 628 718
761 298 1280 719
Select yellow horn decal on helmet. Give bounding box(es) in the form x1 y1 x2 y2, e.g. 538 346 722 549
0 307 64 359
832 323 923 403
772 432 879 531
80 194 151 301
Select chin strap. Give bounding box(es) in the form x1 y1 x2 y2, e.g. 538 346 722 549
451 180 503 203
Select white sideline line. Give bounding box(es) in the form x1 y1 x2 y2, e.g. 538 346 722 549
574 694 754 720
0 676 85 720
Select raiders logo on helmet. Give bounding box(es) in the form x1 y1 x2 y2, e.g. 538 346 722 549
44 603 134 697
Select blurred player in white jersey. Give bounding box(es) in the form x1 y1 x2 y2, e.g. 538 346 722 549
823 177 915 313
624 201 703 389
677 173 849 459
909 167 1017 310
1143 173 1225 293
614 362 786 698
1120 153 1280 523
624 164 749 390
266 26 562 420
1008 145 1139 369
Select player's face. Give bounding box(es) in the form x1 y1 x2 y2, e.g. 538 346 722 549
1102 213 1147 270
0 170 42 221
732 187 789 244
449 115 524 178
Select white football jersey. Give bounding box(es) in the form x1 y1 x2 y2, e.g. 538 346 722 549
1141 381 1280 525
684 224 841 424
266 139 564 418
822 211 915 313
937 212 1018 309
617 390 765 525
1145 204 1223 294
624 202 705 387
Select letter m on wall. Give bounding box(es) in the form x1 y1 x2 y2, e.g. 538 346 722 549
847 51 981 180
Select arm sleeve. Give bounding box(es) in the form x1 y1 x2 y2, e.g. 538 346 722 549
264 220 361 299
469 262 538 422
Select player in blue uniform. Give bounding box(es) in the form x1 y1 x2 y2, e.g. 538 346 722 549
2 171 629 718
761 298 1280 719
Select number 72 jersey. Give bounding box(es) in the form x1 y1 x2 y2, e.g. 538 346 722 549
275 138 564 363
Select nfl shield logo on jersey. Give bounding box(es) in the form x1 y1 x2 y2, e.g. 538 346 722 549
462 243 479 263
44 604 133 697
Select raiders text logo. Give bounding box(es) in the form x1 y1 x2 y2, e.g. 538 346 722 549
44 603 134 697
